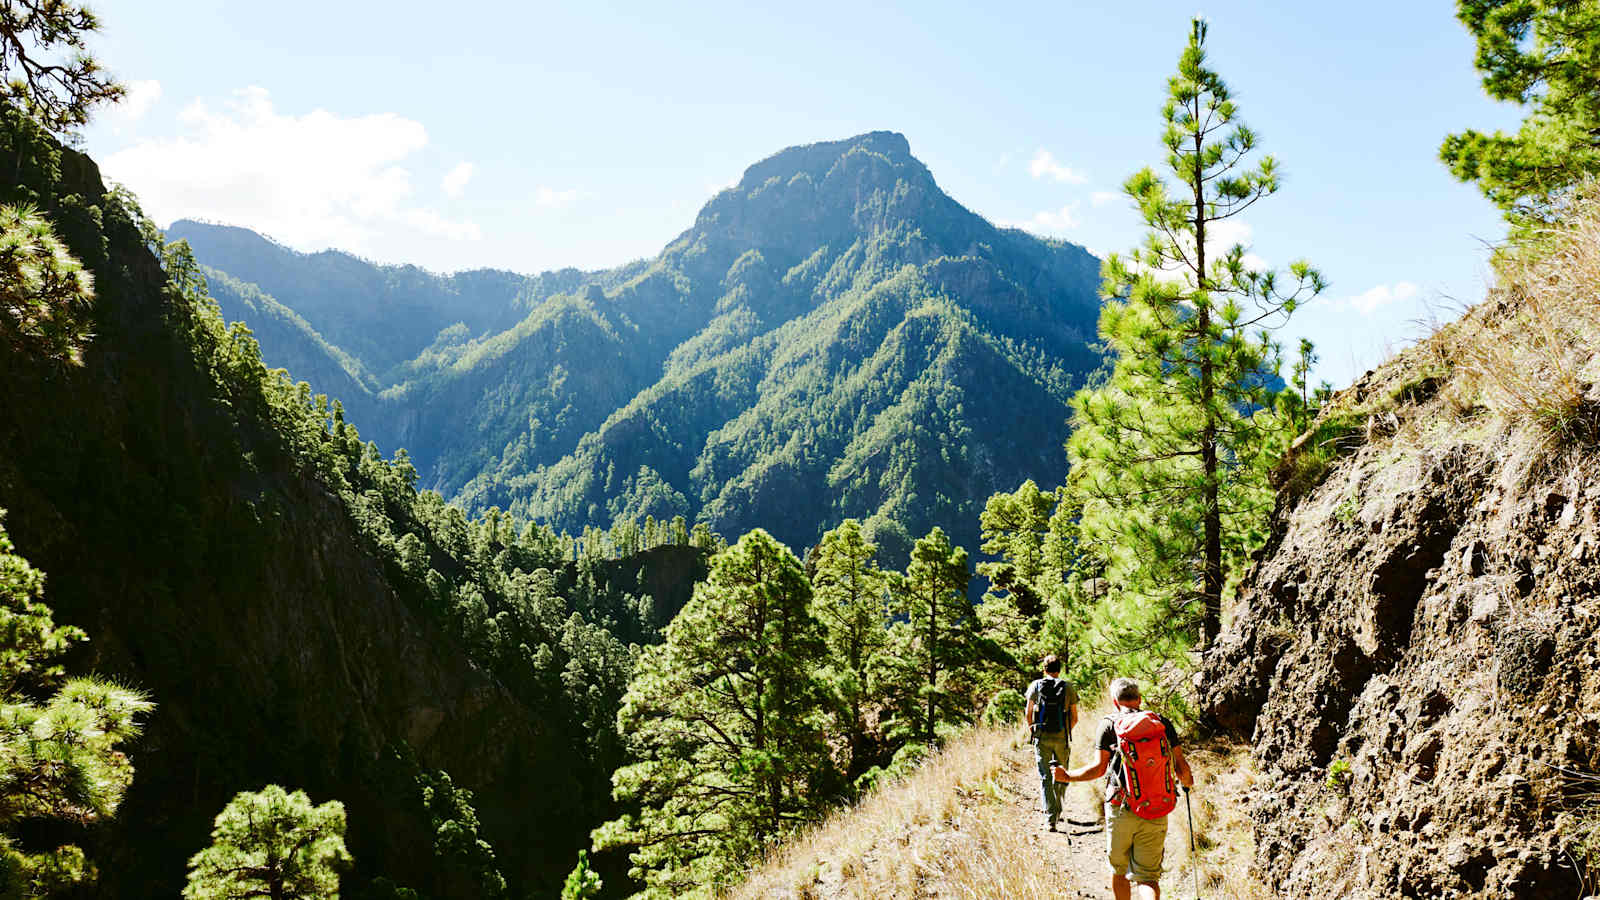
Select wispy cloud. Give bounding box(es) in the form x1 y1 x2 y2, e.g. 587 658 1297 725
102 87 480 252
108 79 162 124
441 162 474 198
1000 203 1080 235
1207 220 1269 270
401 209 482 241
1345 281 1420 315
535 186 577 209
1028 149 1088 185
1090 190 1119 207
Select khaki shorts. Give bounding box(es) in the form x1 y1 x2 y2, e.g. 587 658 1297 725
1106 802 1167 884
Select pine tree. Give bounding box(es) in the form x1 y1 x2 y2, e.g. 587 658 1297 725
417 769 505 899
183 786 351 900
883 527 974 744
0 203 95 365
560 851 603 900
0 0 124 133
592 529 830 898
1068 18 1324 648
808 519 889 775
975 481 1056 666
1441 0 1600 225
0 509 152 898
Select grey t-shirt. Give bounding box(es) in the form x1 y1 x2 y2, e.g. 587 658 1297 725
1097 712 1180 795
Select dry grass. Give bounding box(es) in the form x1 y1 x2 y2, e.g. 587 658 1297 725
732 704 1271 900
1173 735 1274 900
730 724 1064 899
1428 191 1600 450
1275 186 1600 533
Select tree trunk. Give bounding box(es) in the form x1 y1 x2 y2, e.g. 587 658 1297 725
926 587 937 743
1194 113 1223 649
753 554 771 845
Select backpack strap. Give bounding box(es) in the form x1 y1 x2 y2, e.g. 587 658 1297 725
1102 714 1125 805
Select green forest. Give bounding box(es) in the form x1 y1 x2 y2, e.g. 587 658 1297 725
2 0 1595 897
170 127 1107 568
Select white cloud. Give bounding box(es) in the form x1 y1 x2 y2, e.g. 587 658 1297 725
441 162 473 198
1090 190 1119 207
535 185 577 209
1114 218 1271 283
1028 149 1088 185
402 209 482 241
108 79 162 124
101 86 479 253
1346 281 1420 315
1205 220 1270 270
1000 203 1080 235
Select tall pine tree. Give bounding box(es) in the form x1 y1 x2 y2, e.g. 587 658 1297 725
592 529 830 898
975 480 1057 669
883 527 974 744
1068 18 1324 648
808 519 889 777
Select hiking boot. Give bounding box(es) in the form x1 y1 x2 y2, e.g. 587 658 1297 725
1047 815 1058 832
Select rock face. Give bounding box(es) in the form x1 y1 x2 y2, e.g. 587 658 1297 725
1204 328 1600 896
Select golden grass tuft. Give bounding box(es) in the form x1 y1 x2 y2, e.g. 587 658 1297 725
731 724 1064 899
1404 187 1600 457
1449 200 1600 446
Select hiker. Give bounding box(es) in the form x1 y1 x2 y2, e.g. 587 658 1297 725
1022 654 1078 830
1056 677 1194 900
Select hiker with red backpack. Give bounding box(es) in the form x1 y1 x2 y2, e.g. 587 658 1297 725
1022 654 1079 831
1055 677 1194 900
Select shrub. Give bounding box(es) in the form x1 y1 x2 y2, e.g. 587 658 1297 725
982 688 1025 727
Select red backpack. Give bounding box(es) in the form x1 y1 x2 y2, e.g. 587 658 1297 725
1109 710 1178 819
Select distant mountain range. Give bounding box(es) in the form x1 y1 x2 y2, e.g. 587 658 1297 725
171 131 1105 559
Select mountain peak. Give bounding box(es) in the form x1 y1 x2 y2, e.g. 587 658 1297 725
733 131 919 192
688 131 958 256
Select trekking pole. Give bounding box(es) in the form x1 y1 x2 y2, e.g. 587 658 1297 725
1184 787 1200 899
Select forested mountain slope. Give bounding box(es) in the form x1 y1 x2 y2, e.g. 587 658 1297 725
173 131 1104 561
0 105 706 898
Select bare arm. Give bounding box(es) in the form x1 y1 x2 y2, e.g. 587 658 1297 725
1173 745 1194 789
1062 748 1112 782
1068 702 1078 733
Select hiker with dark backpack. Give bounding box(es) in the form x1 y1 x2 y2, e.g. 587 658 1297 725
1022 654 1078 830
1056 677 1194 900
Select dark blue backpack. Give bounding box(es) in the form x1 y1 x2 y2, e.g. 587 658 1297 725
1034 678 1068 733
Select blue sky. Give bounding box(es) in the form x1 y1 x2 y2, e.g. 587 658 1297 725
82 0 1522 388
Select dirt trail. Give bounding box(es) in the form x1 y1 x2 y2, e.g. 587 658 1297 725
998 720 1212 900
998 739 1107 898
732 719 1230 899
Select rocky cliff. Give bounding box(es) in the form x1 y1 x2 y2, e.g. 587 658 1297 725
1204 237 1600 897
